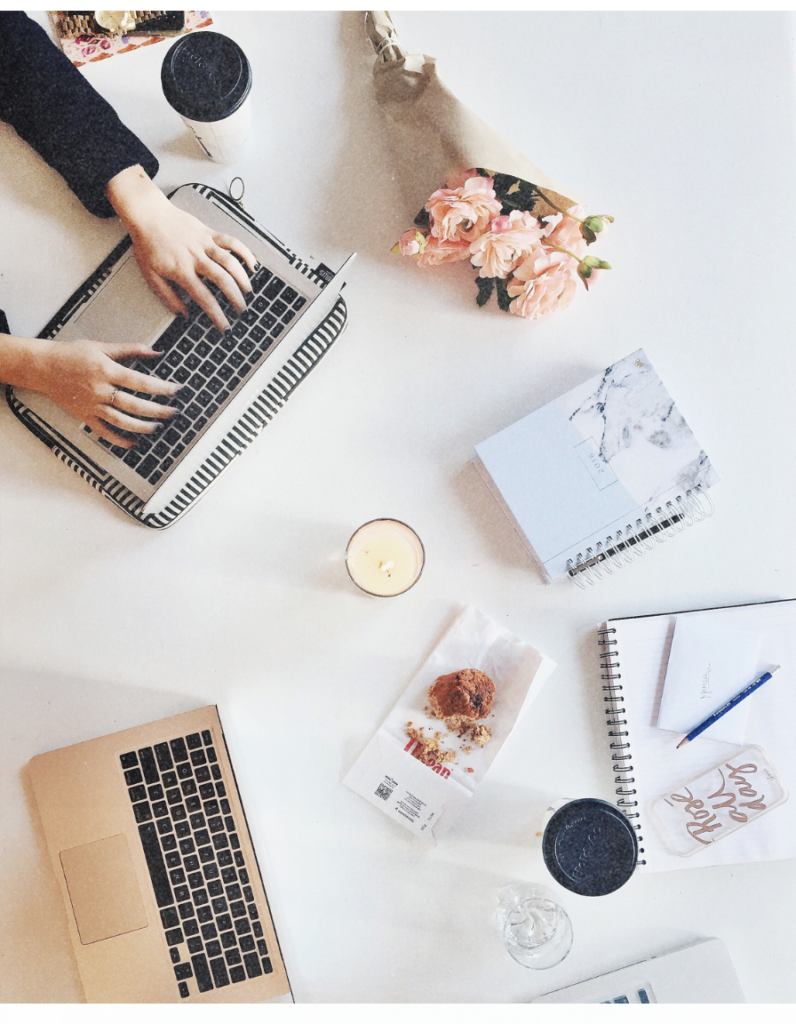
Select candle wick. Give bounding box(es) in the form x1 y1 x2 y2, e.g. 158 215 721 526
379 560 395 573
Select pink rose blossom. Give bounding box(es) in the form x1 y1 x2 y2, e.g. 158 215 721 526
541 205 587 258
397 229 426 257
469 210 544 279
490 215 512 233
416 236 473 267
539 211 562 237
426 178 502 244
507 250 579 320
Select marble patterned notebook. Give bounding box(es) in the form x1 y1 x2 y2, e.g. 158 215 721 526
473 349 719 584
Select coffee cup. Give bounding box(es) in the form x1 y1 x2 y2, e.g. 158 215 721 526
542 797 639 897
161 31 253 164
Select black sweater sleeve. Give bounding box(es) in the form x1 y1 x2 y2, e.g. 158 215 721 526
0 11 159 218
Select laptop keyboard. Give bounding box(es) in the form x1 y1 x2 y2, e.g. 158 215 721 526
119 730 273 999
92 267 307 487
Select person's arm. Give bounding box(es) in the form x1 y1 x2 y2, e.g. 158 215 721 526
0 330 180 447
0 14 257 330
0 13 257 427
0 12 158 217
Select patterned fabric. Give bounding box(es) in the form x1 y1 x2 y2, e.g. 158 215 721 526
51 10 213 67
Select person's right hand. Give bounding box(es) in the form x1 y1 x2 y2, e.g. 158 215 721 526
32 337 181 447
105 166 257 332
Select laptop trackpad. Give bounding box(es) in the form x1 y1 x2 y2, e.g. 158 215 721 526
60 834 148 944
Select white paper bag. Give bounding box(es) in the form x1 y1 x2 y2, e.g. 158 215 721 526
343 605 556 837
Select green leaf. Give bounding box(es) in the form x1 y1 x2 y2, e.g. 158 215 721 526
492 173 543 212
491 172 517 197
496 278 512 312
476 276 495 307
414 207 431 230
581 223 597 245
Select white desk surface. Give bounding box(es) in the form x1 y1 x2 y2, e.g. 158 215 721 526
1 10 796 1006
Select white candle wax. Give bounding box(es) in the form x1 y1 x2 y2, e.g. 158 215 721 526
345 519 425 597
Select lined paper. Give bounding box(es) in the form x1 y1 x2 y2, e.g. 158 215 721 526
604 599 796 872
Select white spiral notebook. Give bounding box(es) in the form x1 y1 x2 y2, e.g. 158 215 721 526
599 598 796 873
473 349 719 585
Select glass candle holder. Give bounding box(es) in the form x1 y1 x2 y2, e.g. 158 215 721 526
345 519 425 597
497 883 573 969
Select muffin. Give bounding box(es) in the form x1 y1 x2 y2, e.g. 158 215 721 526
428 669 495 730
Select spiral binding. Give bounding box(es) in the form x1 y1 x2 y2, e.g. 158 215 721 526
598 625 647 866
567 485 715 589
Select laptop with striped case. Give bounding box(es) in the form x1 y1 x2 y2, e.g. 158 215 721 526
7 183 353 526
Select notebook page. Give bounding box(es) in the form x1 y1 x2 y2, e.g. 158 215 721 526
608 599 796 873
655 615 761 744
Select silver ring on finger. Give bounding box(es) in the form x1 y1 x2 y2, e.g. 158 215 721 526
207 244 219 261
109 387 119 407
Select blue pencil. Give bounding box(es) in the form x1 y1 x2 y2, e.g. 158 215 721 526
676 666 782 748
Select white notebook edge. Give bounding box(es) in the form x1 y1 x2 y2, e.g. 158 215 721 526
470 457 552 583
598 596 796 874
471 440 713 585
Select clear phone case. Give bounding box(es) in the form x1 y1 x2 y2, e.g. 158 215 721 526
650 745 789 856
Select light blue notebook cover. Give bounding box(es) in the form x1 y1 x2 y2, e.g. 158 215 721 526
474 349 719 582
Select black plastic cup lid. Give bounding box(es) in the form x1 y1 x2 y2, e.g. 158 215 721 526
542 798 638 897
161 31 252 123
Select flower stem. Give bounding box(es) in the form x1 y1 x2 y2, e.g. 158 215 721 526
537 190 613 228
545 242 582 263
537 189 583 223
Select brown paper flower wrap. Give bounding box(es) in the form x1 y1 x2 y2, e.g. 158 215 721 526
366 12 613 321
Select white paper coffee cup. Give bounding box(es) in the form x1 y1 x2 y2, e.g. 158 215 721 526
161 31 252 165
179 96 252 165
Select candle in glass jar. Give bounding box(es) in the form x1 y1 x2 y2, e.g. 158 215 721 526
345 519 425 597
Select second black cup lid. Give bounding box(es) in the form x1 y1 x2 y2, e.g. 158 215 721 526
542 798 638 897
161 31 252 122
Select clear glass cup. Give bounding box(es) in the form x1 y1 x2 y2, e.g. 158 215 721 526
497 883 573 969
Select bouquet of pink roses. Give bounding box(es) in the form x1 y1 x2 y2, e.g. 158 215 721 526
395 170 612 320
366 12 613 321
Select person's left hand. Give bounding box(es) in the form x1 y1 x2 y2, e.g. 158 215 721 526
105 165 258 331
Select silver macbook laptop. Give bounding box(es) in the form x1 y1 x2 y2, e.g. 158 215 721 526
13 184 353 517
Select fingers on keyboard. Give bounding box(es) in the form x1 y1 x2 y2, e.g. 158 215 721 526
108 269 308 485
